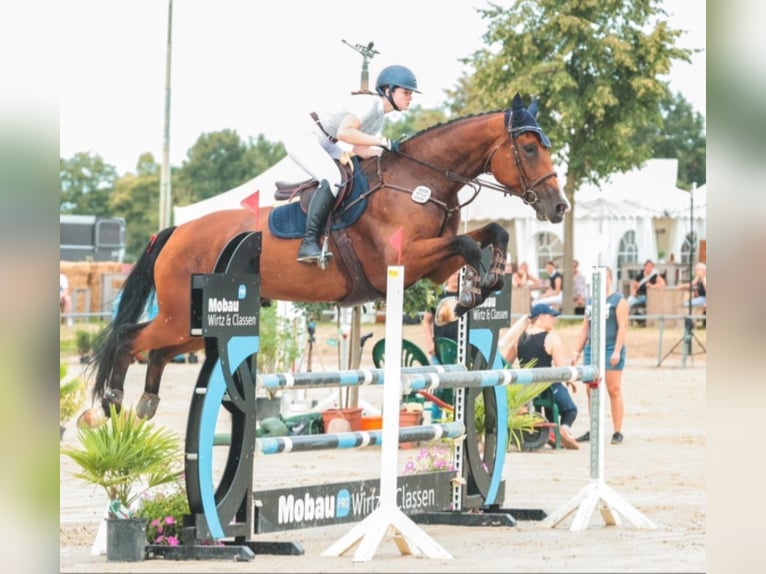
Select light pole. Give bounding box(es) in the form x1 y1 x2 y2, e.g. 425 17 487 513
158 0 173 230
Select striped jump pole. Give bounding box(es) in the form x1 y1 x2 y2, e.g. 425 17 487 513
247 422 465 455
401 365 599 393
257 364 467 392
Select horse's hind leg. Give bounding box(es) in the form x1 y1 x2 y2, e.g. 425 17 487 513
136 342 201 420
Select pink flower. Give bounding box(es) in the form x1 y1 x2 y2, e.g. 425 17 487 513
166 536 180 546
164 516 176 525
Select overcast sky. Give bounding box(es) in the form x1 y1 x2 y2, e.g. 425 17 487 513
59 0 706 175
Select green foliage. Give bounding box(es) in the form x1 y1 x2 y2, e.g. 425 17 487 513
644 92 706 188
75 330 91 354
175 129 285 204
60 406 184 516
60 364 87 424
134 483 189 545
403 278 440 318
448 0 693 189
257 304 302 374
59 152 118 214
384 104 450 141
108 154 162 261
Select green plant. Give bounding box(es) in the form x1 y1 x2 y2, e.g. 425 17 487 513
61 405 183 517
134 482 189 546
256 305 302 373
75 330 92 355
60 363 87 424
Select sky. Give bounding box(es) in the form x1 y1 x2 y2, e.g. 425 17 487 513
59 0 706 176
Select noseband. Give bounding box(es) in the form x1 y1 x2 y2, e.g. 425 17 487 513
482 124 557 206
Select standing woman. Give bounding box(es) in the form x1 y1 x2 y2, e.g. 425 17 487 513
573 266 629 444
283 65 420 264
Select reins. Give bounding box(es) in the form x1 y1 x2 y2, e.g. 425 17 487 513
338 110 557 236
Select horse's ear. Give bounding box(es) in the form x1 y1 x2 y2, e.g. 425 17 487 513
528 100 538 118
512 93 523 111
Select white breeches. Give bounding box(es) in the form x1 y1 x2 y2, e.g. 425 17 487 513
283 117 346 196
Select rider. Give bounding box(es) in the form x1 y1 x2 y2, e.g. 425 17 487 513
284 65 420 264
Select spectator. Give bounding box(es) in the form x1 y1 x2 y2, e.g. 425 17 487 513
60 273 73 327
573 259 588 314
535 261 563 308
499 303 579 449
627 259 665 310
512 261 539 288
676 262 706 309
422 270 460 363
573 266 629 445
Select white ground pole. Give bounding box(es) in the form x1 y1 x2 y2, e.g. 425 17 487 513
541 267 657 531
322 266 453 561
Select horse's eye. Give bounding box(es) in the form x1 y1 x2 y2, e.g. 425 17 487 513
523 144 537 155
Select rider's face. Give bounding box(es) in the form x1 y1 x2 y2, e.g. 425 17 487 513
391 87 413 110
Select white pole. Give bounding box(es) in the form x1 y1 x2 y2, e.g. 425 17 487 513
158 0 173 229
322 266 453 561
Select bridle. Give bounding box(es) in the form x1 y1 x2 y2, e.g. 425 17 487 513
481 114 558 206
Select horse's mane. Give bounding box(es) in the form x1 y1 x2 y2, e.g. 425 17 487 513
402 109 504 142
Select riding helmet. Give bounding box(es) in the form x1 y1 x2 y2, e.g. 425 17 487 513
375 65 421 95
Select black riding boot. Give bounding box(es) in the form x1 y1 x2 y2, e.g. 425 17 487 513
297 180 335 263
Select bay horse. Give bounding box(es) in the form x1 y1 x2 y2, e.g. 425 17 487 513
78 93 568 427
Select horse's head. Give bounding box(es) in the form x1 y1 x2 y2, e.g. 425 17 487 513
488 94 569 223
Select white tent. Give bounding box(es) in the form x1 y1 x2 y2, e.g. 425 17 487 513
461 158 700 279
173 157 305 225
667 183 706 261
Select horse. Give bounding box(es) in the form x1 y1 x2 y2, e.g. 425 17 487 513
78 93 568 427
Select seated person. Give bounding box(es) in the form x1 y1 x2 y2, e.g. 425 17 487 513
422 270 460 362
627 259 665 309
535 261 563 308
572 259 588 314
512 261 539 288
676 262 706 309
498 304 579 449
60 272 73 326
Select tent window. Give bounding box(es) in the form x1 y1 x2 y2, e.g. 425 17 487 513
617 231 639 280
534 232 563 278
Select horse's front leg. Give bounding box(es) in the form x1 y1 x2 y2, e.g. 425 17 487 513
401 235 486 313
465 222 509 292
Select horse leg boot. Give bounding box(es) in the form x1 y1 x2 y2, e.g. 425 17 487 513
297 180 335 263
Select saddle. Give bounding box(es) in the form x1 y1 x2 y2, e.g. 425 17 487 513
273 160 356 214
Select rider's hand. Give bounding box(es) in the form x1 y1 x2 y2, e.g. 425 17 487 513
378 136 400 153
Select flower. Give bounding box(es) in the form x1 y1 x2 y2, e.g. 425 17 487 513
403 443 455 475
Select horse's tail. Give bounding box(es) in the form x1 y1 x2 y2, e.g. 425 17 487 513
89 226 177 402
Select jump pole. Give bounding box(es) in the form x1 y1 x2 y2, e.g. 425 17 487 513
322 265 453 561
541 267 657 531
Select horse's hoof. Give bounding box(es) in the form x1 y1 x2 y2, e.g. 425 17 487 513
76 408 107 429
136 392 161 420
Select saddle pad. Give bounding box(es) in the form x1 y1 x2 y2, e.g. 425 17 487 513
268 157 369 239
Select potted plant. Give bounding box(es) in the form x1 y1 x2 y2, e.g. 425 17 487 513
60 363 86 440
75 330 92 364
60 405 183 561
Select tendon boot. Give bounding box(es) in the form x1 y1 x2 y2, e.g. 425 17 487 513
297 180 335 263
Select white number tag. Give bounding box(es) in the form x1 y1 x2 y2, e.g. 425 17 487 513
411 185 431 204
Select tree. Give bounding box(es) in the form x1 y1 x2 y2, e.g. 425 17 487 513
60 152 118 214
384 105 450 141
446 0 691 313
175 129 284 205
109 153 164 261
646 92 706 189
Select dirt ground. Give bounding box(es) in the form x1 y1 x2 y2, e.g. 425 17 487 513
59 320 706 572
